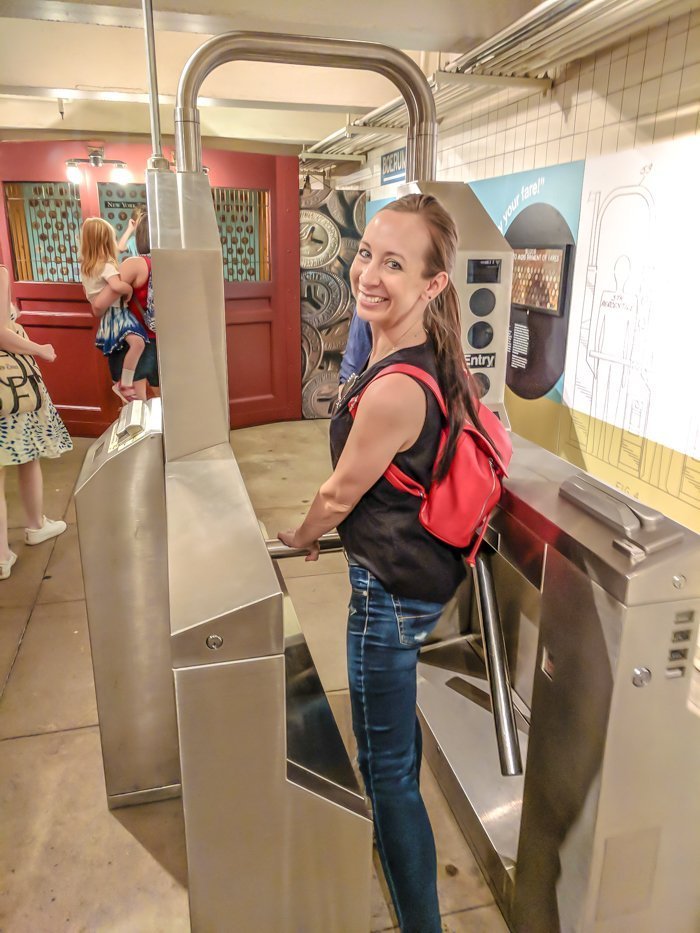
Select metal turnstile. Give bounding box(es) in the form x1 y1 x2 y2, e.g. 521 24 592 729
418 433 700 931
75 399 181 808
71 25 453 931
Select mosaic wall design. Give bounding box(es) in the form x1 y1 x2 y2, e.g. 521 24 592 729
97 182 147 246
4 182 83 283
300 187 365 418
213 187 270 283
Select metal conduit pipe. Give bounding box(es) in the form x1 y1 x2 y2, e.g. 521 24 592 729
479 0 652 74
175 32 437 181
303 0 678 162
494 0 687 75
140 0 169 170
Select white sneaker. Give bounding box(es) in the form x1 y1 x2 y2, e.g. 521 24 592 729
25 516 67 546
0 551 17 580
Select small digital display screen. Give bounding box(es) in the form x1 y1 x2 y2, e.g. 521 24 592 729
512 247 569 316
467 259 501 284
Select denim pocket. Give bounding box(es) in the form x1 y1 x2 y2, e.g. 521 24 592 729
390 594 444 647
348 565 369 624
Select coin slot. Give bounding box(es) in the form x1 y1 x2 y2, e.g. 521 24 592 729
672 629 691 643
674 610 694 623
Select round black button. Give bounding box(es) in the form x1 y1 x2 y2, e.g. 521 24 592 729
472 372 490 398
469 288 496 317
468 322 494 349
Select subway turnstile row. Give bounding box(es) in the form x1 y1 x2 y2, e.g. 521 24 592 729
76 403 700 931
73 25 700 933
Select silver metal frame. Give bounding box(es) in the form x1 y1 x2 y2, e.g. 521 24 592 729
174 31 437 181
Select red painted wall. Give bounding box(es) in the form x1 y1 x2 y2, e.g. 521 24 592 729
0 140 301 436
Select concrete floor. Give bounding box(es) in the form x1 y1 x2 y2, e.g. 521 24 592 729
0 419 509 933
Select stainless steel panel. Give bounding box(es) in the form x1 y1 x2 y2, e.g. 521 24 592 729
175 656 287 931
75 401 180 805
165 449 283 667
418 652 527 875
419 431 700 931
504 434 700 606
512 548 622 931
147 174 228 462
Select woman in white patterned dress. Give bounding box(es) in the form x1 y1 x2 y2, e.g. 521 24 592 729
0 265 72 580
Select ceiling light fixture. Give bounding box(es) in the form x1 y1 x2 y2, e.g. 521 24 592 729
65 147 131 185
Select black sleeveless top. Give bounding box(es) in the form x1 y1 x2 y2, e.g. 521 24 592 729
330 339 466 603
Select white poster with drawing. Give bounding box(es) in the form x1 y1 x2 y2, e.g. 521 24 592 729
563 136 700 487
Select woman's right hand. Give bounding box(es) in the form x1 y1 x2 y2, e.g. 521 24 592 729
37 343 56 362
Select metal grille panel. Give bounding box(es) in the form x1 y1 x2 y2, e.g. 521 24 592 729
4 181 83 283
98 182 147 245
212 187 270 283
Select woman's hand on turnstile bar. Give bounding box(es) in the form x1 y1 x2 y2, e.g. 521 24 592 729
277 529 321 561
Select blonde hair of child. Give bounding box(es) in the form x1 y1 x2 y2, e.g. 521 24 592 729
80 217 119 279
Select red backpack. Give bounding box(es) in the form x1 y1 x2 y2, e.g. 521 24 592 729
348 363 512 564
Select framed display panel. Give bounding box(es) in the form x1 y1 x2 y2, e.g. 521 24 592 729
511 245 572 317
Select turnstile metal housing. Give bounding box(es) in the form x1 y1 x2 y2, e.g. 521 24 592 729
75 400 181 808
418 433 700 931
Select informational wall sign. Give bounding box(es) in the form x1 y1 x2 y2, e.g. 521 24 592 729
380 147 406 186
563 136 700 509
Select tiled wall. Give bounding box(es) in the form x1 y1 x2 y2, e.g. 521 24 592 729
350 10 700 196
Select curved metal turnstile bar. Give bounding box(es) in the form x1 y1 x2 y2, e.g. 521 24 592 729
144 31 438 933
472 551 523 776
174 31 437 181
265 531 343 560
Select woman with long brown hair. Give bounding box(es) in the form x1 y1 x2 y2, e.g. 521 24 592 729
279 194 491 931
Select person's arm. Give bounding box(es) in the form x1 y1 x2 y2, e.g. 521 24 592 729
0 322 56 361
339 310 372 384
91 257 143 313
104 273 132 298
0 271 55 360
278 374 426 559
116 219 136 253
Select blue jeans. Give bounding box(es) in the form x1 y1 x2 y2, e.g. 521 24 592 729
347 563 444 933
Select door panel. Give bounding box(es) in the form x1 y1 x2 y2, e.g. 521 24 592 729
0 142 301 437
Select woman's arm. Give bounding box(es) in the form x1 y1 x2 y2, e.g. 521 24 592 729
88 276 131 317
278 375 426 559
0 266 55 359
91 257 145 313
104 273 132 298
0 324 56 360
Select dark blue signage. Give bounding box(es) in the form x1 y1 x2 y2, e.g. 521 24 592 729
381 147 406 185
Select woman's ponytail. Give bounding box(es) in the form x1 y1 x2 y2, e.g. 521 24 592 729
380 193 499 481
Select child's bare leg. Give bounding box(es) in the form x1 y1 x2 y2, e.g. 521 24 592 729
132 379 148 401
120 335 146 399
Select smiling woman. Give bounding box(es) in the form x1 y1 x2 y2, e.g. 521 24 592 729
278 192 497 932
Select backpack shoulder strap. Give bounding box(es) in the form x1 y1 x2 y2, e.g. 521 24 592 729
347 362 445 501
348 362 448 419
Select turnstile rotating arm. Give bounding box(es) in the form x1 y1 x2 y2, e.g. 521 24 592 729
473 550 523 777
266 532 343 560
